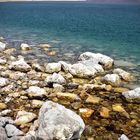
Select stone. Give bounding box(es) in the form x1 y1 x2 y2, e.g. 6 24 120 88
59 61 72 73
0 109 12 116
0 42 6 51
31 100 44 108
122 87 140 100
0 127 7 140
86 95 101 104
113 68 134 81
79 108 94 118
0 77 9 87
79 52 114 69
36 101 85 140
38 43 51 48
32 63 44 72
15 111 37 125
118 134 129 140
9 58 31 72
46 73 66 85
20 43 31 51
0 117 14 127
100 107 110 118
56 92 80 101
27 86 46 98
53 84 64 92
45 62 61 73
102 74 121 86
0 103 7 110
114 87 129 93
5 124 24 137
0 58 7 65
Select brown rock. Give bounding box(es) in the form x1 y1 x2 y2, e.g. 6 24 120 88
86 95 101 104
79 108 94 118
100 107 110 118
0 103 7 110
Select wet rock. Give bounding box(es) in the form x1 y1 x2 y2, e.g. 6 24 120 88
102 74 121 86
86 95 101 104
0 103 7 110
56 92 80 101
122 87 140 100
20 43 31 51
9 58 31 72
15 111 37 125
79 108 94 118
27 86 46 98
5 124 24 137
45 62 61 73
38 43 51 49
36 101 85 140
0 77 9 87
0 42 6 51
31 100 44 109
79 52 114 69
100 107 110 118
46 73 66 85
113 68 134 81
118 134 129 140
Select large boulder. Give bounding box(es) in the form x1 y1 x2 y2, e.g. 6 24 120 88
9 58 31 72
45 63 61 73
113 68 134 81
35 101 85 140
122 87 140 101
0 42 6 51
79 52 114 69
102 74 121 86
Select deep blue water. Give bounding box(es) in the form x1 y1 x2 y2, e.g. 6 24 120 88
0 2 140 75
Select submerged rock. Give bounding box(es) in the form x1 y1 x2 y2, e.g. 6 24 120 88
113 68 134 81
9 58 31 72
122 87 140 101
36 101 85 140
45 62 61 73
20 43 31 51
79 52 114 69
0 42 6 51
102 74 121 86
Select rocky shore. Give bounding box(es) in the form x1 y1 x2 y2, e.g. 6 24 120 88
0 38 140 140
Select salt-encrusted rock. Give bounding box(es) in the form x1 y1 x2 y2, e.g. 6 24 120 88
0 126 7 139
53 83 64 92
20 43 31 51
0 109 12 116
0 42 6 51
9 58 31 72
118 134 129 140
69 63 97 78
32 63 44 72
59 61 72 73
113 68 134 81
15 111 37 125
122 87 140 100
27 86 46 98
45 62 61 73
46 73 66 85
102 74 121 86
0 58 7 65
79 52 114 69
0 117 14 127
5 124 24 137
0 77 9 87
36 101 85 140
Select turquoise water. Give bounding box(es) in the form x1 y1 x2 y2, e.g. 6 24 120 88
0 2 140 83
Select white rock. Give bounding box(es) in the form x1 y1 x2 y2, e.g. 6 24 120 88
15 111 36 125
118 134 129 140
0 109 12 116
113 68 134 81
53 83 64 92
5 124 24 137
79 52 114 69
122 87 140 100
46 73 66 84
45 62 61 73
59 61 72 73
9 58 31 72
102 74 121 86
0 126 7 139
36 101 85 140
0 58 7 65
0 42 6 51
20 43 31 51
27 86 46 98
0 77 9 87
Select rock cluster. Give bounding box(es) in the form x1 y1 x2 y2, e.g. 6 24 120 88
0 39 140 140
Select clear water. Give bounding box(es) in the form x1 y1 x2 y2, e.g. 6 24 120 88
0 2 140 85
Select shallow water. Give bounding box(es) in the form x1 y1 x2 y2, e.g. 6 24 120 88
0 2 140 85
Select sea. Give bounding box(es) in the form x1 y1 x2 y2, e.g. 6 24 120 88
0 2 140 87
